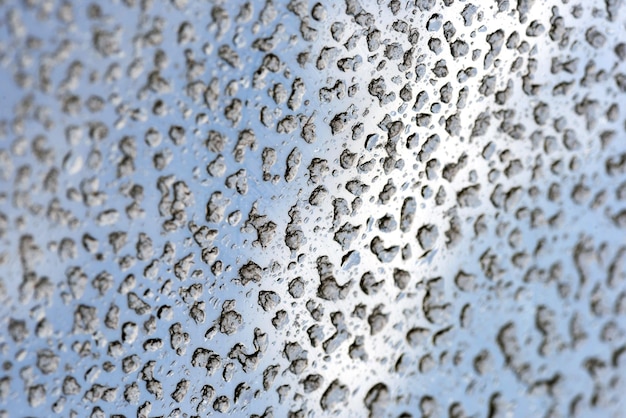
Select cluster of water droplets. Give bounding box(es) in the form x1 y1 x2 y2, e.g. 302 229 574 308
1 0 626 416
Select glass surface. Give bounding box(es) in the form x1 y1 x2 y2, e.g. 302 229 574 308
0 0 625 416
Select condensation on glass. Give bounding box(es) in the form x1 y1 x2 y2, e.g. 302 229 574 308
0 0 625 416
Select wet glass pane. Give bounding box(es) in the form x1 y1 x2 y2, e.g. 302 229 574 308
0 0 625 416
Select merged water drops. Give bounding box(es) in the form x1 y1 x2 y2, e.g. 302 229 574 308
0 0 626 417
